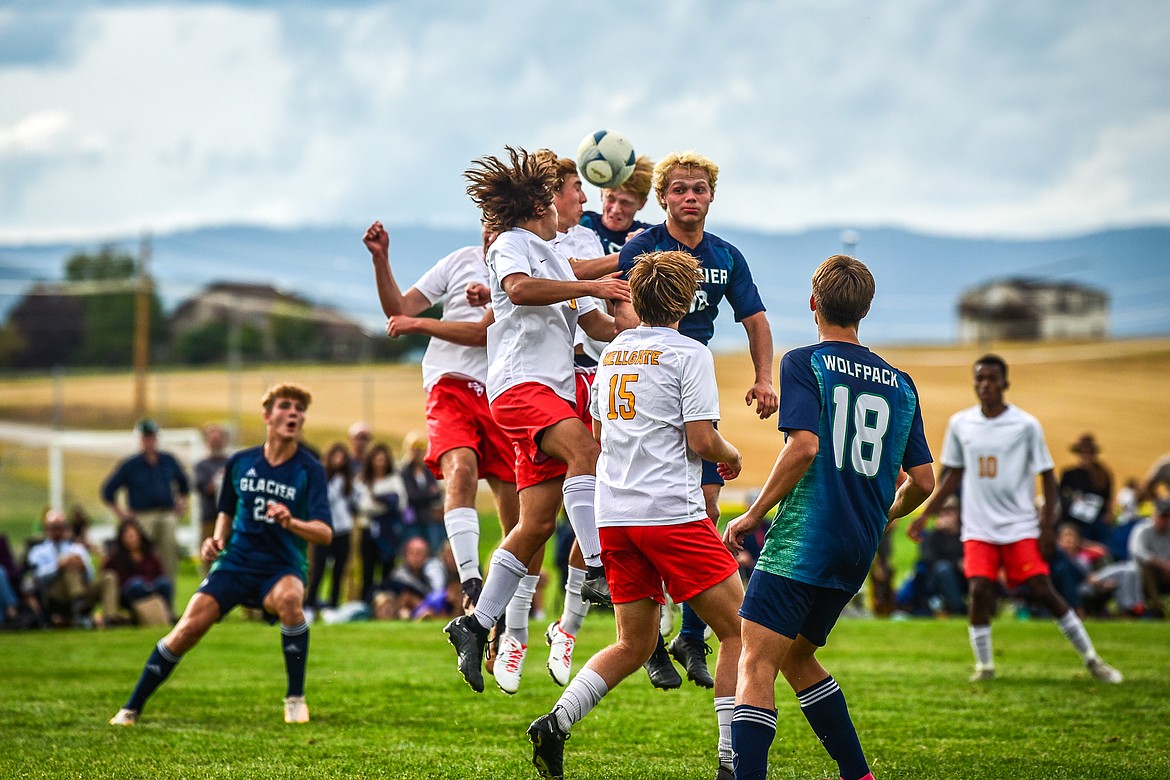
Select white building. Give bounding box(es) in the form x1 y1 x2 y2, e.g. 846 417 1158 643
958 278 1109 343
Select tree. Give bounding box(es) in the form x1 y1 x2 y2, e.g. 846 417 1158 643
64 246 166 366
4 287 85 368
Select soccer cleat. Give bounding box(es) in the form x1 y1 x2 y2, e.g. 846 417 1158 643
668 634 714 689
283 695 309 724
545 620 576 687
461 577 483 615
444 615 489 693
109 708 138 726
969 665 996 682
484 614 506 675
580 572 613 608
715 764 734 780
528 712 570 780
494 634 528 695
643 641 683 690
1086 657 1123 684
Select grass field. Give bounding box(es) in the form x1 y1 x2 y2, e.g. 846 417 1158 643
2 609 1167 779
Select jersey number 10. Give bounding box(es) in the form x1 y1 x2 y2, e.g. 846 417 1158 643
830 385 891 478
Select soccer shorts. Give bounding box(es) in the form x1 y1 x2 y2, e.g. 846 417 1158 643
739 569 855 647
198 566 303 624
963 538 1050 588
490 382 581 491
574 366 596 426
599 518 738 605
424 377 516 484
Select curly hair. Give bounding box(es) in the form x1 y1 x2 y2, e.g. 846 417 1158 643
464 146 556 233
628 250 703 327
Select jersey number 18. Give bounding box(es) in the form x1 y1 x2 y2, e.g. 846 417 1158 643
830 385 890 478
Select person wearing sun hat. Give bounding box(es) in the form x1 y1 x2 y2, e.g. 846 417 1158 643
1058 433 1114 544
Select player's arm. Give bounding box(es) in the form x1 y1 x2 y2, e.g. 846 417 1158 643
723 429 818 554
1038 468 1059 558
885 463 937 532
363 220 432 317
741 311 778 419
387 308 494 347
265 501 333 546
202 511 232 563
570 253 620 280
500 271 630 307
907 466 962 542
685 421 742 481
578 308 620 342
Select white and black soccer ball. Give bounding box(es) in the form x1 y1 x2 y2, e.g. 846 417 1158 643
575 130 636 189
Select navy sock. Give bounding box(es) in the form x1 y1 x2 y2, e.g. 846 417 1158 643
731 704 777 780
679 602 707 641
125 640 181 712
797 676 869 780
282 621 310 697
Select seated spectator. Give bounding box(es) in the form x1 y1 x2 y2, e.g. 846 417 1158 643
1050 523 1109 614
1058 434 1115 543
1129 498 1170 618
378 537 446 620
101 518 175 624
24 509 104 627
919 498 967 616
1115 477 1141 525
411 542 463 621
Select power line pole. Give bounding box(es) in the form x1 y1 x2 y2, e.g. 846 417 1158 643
133 231 152 419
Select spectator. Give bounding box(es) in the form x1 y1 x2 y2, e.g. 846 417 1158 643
193 424 231 574
101 518 174 624
357 443 408 602
68 505 101 557
1050 523 1109 614
307 443 357 613
1115 477 1141 524
407 541 464 621
1129 498 1170 618
348 421 373 475
919 498 967 616
400 431 443 550
1139 451 1170 502
25 509 104 627
101 419 191 584
1058 434 1114 543
380 537 446 620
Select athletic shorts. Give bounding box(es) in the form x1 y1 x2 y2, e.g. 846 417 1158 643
574 366 596 426
599 518 738 605
424 377 516 484
739 569 855 647
198 566 303 624
963 538 1050 588
490 382 580 491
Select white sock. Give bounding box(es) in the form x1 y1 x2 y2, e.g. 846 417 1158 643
715 695 735 767
969 624 993 668
444 507 481 582
562 475 602 567
552 667 609 732
475 548 528 631
1056 610 1097 661
505 574 540 646
559 566 590 636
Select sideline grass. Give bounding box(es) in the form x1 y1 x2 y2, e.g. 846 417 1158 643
1 615 1167 779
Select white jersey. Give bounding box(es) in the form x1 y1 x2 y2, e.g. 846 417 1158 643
940 404 1055 544
553 225 609 362
590 326 719 527
485 228 596 404
412 245 490 391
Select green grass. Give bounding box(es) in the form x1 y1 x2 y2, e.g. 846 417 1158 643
1 612 1167 779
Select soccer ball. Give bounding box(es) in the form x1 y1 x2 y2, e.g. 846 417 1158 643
575 130 636 189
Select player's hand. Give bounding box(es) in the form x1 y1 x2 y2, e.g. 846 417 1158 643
625 227 645 243
266 500 293 529
906 514 929 543
590 272 631 303
722 512 761 555
717 450 742 481
363 221 389 257
745 381 778 419
201 536 224 563
386 315 419 338
465 282 490 307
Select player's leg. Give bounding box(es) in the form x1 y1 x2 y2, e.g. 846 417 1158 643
732 618 791 780
669 480 722 689
547 539 590 687
263 574 312 722
686 572 744 776
963 540 1001 680
495 542 544 694
110 591 221 724
438 446 485 608
1023 572 1124 683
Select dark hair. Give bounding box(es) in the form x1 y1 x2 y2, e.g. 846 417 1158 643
324 442 354 497
812 255 874 327
464 146 556 233
974 353 1008 380
361 442 396 485
112 518 155 573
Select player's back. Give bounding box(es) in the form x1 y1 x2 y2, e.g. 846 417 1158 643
413 245 490 390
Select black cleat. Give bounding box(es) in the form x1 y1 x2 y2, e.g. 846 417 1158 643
460 577 483 614
643 637 682 690
668 634 714 688
580 571 613 608
444 615 489 693
528 712 570 779
714 764 734 780
484 614 506 675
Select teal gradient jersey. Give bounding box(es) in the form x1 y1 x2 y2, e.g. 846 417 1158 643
210 445 331 582
756 341 932 592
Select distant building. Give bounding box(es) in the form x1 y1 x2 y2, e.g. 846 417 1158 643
958 278 1109 343
170 282 371 361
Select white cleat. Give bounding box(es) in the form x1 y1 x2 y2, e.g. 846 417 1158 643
494 634 527 695
545 620 576 687
109 708 138 726
284 695 310 723
969 665 996 682
1086 657 1123 684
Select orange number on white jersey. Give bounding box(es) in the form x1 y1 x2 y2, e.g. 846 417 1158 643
607 374 637 420
978 455 998 478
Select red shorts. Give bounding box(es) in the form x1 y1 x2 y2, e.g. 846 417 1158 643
490 383 583 490
599 518 739 605
574 367 596 427
424 377 516 484
963 538 1050 589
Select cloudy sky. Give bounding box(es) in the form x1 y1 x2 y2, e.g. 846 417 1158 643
1 1 1167 244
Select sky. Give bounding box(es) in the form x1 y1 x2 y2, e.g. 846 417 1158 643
0 1 1168 244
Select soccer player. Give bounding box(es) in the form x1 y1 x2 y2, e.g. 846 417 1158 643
443 146 629 695
724 255 935 780
579 155 655 254
109 383 332 726
364 219 519 612
908 354 1124 685
618 151 778 690
528 249 744 780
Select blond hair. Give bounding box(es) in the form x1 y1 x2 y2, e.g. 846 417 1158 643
653 152 719 202
628 251 703 327
465 146 556 233
607 155 654 201
260 382 313 412
811 255 874 327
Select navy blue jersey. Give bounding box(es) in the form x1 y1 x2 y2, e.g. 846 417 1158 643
579 211 652 255
618 224 765 346
101 452 190 511
756 341 932 592
211 445 331 581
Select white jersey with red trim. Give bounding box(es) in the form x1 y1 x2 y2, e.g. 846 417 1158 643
554 225 609 362
412 245 490 392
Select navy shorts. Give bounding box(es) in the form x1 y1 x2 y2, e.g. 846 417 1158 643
198 567 302 624
739 569 856 647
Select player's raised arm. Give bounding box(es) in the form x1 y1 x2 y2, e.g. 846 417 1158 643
500 271 629 307
570 252 620 280
363 220 432 317
387 308 494 347
741 311 778 419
